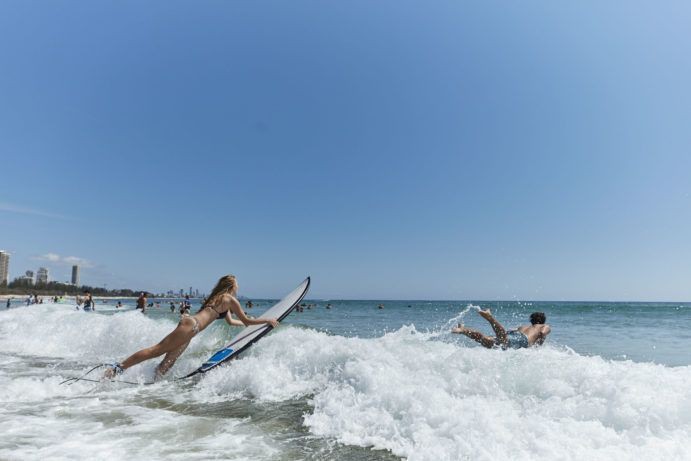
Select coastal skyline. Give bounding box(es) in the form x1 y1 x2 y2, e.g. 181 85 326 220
2 2 691 301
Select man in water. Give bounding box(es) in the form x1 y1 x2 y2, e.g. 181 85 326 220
82 291 95 311
136 292 147 313
451 310 551 349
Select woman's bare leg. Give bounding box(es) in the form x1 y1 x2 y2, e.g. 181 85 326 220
155 340 191 379
478 309 507 346
106 318 195 377
451 325 496 348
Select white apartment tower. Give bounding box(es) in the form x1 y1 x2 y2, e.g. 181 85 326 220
0 251 9 285
36 267 49 285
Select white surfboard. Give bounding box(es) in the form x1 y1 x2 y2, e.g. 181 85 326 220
182 277 310 379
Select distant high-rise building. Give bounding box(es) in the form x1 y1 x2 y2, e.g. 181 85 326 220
0 251 9 286
71 265 80 286
179 289 184 297
36 267 49 285
189 286 193 296
22 270 34 285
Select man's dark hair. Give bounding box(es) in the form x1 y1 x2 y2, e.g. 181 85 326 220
530 312 546 325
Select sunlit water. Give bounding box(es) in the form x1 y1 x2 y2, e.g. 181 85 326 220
1 299 690 460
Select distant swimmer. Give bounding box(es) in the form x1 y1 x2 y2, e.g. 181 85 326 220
169 301 176 313
245 300 253 309
82 291 95 311
116 301 123 309
6 298 11 309
326 303 332 309
104 275 278 379
451 310 550 349
378 304 384 309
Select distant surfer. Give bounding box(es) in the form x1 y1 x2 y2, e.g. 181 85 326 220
104 275 278 379
451 310 550 349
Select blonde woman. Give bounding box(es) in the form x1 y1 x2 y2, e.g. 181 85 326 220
104 275 277 379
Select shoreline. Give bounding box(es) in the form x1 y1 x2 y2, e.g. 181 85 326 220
0 294 207 301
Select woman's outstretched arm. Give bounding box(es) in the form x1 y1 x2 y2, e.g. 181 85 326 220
227 296 278 327
224 311 245 327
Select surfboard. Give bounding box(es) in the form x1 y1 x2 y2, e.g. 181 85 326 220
181 277 310 379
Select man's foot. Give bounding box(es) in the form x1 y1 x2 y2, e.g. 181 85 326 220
478 309 493 321
451 324 469 334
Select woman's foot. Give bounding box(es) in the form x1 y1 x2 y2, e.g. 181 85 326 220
103 363 123 379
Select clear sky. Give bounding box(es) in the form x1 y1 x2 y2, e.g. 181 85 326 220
1 1 690 300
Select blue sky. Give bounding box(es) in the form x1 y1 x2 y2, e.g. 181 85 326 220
1 1 690 300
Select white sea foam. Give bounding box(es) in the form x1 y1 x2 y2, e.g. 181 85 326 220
197 326 691 461
0 304 277 461
1 304 690 460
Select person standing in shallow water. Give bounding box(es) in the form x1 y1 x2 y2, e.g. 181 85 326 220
136 292 147 313
451 310 551 349
104 275 278 379
82 291 95 311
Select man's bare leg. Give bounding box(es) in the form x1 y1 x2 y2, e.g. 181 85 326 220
477 309 508 346
451 324 496 348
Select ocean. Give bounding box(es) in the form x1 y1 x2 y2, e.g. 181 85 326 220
1 298 690 460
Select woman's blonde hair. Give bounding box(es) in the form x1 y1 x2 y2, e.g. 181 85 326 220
202 275 237 310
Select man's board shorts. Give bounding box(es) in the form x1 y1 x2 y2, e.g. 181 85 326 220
504 330 529 349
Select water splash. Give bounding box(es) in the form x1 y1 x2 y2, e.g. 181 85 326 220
429 304 481 338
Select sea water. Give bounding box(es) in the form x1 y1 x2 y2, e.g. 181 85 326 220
0 299 690 460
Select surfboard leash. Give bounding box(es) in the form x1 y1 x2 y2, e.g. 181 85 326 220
59 364 155 386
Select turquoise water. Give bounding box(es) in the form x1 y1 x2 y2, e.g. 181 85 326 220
1 298 690 460
133 298 691 366
280 300 691 366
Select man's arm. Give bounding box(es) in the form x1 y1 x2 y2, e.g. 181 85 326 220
535 325 551 345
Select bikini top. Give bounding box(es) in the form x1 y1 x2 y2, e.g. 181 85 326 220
201 303 228 320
